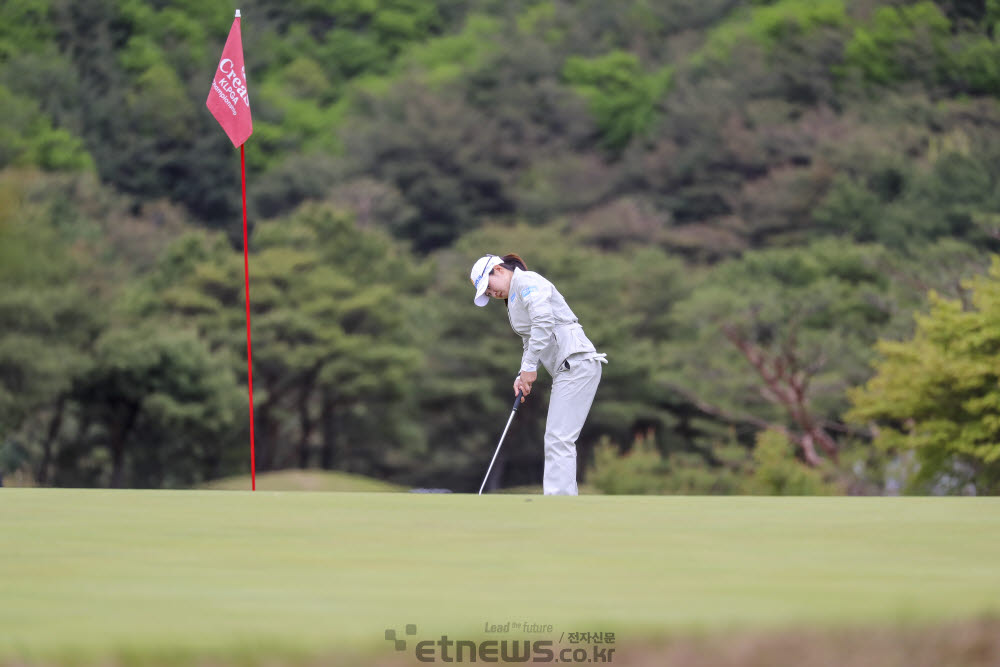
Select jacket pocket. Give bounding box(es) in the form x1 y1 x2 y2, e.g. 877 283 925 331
570 325 596 353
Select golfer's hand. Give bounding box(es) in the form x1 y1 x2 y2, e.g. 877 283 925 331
515 371 537 401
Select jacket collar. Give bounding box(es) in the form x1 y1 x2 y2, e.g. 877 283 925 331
507 268 524 306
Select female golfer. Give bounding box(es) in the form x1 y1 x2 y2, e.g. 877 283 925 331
470 253 607 495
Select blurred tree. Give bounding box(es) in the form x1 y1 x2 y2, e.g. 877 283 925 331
342 81 517 251
694 0 848 67
0 169 108 485
842 2 950 87
135 204 425 480
847 258 1000 495
0 0 56 65
563 50 672 151
340 26 605 251
0 85 93 171
66 326 243 488
0 287 100 485
664 240 913 467
6 0 1000 495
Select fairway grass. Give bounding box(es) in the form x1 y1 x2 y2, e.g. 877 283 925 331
1 490 998 664
200 470 406 493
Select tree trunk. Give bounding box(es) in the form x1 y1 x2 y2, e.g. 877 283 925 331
298 380 315 469
37 396 66 486
255 383 283 472
109 403 140 489
320 390 338 470
721 324 839 465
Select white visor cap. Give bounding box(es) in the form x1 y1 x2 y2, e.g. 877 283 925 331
470 255 504 306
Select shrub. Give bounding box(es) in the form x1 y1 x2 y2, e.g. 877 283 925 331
586 432 745 495
742 428 838 495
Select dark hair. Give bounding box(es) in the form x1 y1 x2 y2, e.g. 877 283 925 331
493 254 526 306
497 253 527 272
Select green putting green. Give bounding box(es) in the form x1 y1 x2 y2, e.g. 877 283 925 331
1 490 998 664
200 470 406 493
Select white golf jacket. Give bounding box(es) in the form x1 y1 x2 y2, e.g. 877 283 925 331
506 268 604 375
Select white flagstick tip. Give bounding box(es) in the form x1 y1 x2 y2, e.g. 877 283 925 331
235 9 241 17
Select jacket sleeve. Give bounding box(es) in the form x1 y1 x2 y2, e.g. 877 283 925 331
519 278 554 373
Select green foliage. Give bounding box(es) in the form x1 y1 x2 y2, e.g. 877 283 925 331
563 51 672 151
516 2 558 41
669 239 908 432
587 435 672 494
4 0 1000 494
68 325 244 488
847 258 1000 495
0 0 469 224
0 286 99 434
696 0 848 64
133 203 426 479
867 3 1000 97
742 428 837 495
813 174 884 242
944 30 1000 96
371 0 442 53
126 63 199 141
842 2 950 86
587 432 746 495
0 0 54 62
341 81 519 251
514 0 740 55
814 124 1000 248
256 72 345 156
0 85 93 171
398 13 500 85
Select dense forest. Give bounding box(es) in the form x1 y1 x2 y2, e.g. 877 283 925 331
2 0 999 493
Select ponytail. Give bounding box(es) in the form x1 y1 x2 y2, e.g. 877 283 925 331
499 253 527 272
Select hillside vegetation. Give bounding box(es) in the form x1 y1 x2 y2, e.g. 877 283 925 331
1 0 999 493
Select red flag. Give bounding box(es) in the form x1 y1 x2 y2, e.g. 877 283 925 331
207 11 253 147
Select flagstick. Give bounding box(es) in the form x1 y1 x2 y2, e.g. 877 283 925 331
240 143 257 491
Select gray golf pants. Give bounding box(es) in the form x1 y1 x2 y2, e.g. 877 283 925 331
544 354 604 496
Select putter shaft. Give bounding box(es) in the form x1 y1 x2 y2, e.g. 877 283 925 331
478 392 523 495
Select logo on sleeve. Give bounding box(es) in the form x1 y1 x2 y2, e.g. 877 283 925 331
520 286 538 300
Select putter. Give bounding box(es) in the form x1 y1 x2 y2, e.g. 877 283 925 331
478 391 524 495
